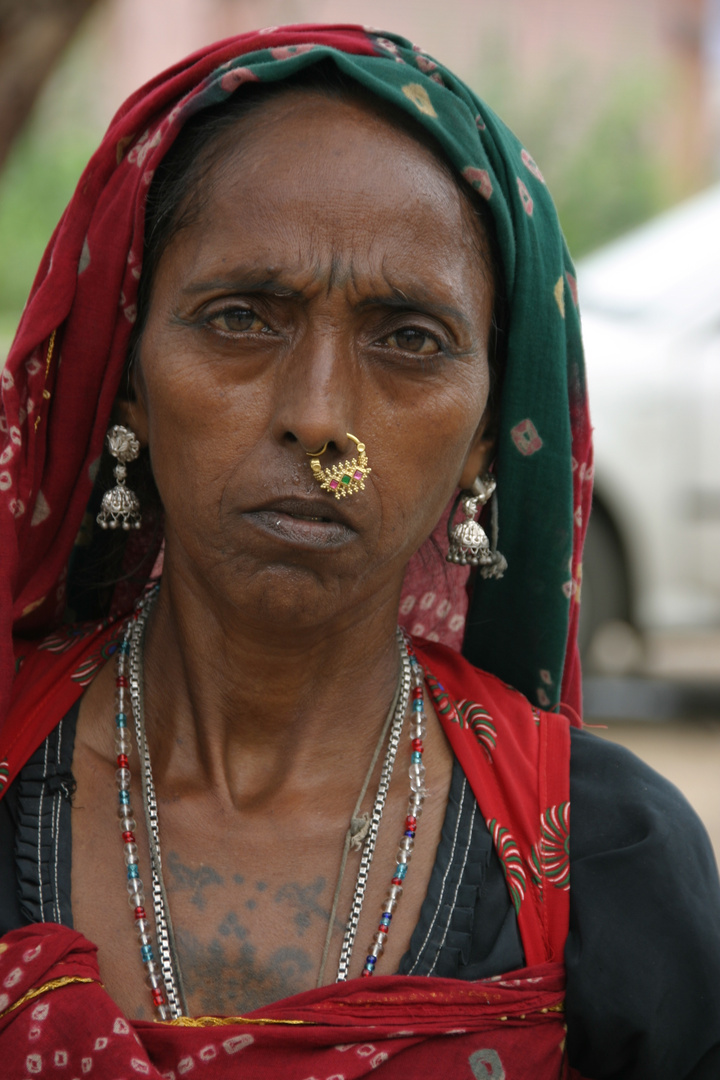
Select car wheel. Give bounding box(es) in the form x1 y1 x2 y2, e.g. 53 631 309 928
579 501 643 673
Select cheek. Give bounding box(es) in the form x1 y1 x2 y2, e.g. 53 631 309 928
376 369 490 539
137 343 269 513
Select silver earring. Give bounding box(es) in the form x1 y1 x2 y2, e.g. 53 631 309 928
96 425 142 530
446 474 507 579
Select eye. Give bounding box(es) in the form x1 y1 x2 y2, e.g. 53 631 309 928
206 306 269 334
384 327 442 355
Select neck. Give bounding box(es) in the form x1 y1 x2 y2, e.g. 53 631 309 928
140 569 405 806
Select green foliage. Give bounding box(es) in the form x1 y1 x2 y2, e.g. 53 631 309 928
547 87 668 258
473 47 676 258
0 132 96 328
0 20 105 353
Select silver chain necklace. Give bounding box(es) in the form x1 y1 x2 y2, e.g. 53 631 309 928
127 600 187 1018
122 588 416 1018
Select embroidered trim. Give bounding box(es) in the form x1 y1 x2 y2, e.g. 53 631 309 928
0 976 98 1018
33 330 56 432
166 1015 311 1027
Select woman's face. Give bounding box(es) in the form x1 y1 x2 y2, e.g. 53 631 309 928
127 91 495 629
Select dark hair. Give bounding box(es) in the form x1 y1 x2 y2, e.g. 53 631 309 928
125 61 506 411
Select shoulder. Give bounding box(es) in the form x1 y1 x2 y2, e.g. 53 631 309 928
566 727 720 1079
569 725 718 870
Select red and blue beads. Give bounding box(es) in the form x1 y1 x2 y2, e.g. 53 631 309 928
361 646 427 977
115 634 169 1020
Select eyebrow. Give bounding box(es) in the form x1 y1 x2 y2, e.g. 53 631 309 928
356 291 471 330
180 274 302 298
180 273 472 329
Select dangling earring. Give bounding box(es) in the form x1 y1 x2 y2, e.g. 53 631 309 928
96 425 142 530
446 474 507 579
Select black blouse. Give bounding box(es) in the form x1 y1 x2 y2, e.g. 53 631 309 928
1 706 719 1079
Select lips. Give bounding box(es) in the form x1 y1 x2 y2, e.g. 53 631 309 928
252 496 353 527
243 495 357 547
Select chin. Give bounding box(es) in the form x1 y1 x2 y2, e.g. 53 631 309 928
201 555 360 626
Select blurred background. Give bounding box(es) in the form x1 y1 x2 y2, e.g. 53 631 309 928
1 0 719 856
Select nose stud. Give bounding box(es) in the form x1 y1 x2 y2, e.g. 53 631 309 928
308 433 371 499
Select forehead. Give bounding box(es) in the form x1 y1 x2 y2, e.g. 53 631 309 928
158 92 490 293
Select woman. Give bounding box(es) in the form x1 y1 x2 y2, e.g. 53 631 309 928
0 24 718 1079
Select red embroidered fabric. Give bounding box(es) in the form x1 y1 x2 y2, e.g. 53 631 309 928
0 923 571 1078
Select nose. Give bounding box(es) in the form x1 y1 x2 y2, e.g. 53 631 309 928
271 328 357 458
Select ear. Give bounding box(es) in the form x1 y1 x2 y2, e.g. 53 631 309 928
114 364 149 447
458 416 495 491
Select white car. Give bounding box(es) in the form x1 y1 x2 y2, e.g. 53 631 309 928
578 185 720 668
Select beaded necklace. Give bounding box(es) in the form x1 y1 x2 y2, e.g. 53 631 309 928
359 649 426 978
114 625 169 1019
114 589 428 1018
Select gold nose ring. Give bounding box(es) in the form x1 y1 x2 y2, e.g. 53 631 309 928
305 441 329 457
308 433 371 499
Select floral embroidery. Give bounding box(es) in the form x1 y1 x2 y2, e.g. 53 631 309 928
462 167 493 200
521 148 545 183
220 67 260 94
487 819 527 914
510 419 543 456
457 700 496 761
71 632 123 686
416 55 437 74
29 488 51 524
530 803 570 891
269 44 317 61
373 37 403 61
424 672 462 726
127 127 163 169
517 178 534 216
401 83 437 116
38 622 107 655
